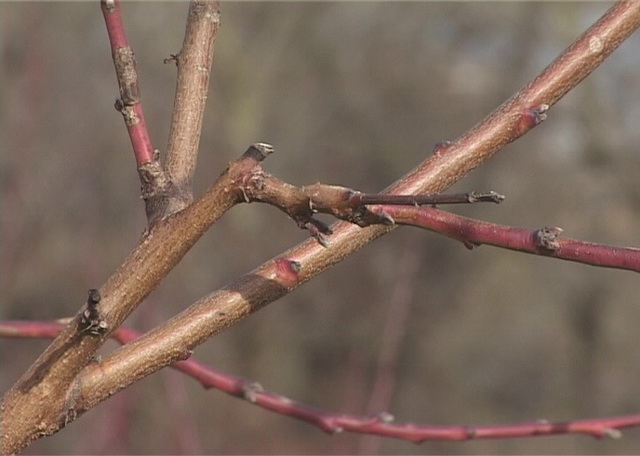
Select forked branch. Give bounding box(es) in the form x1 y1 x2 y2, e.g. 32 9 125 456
239 166 503 246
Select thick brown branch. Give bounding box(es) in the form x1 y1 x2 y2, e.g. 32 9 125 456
164 0 221 212
0 145 267 454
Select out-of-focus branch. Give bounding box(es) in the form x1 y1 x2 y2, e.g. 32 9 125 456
55 2 640 427
359 248 419 454
3 320 639 443
375 206 640 273
164 0 221 213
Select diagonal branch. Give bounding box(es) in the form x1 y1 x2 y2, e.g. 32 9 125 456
101 0 155 167
0 144 271 454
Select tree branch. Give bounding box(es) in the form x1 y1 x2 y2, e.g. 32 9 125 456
3 320 639 443
0 144 270 454
101 0 154 167
3 2 640 454
375 206 640 273
24 2 639 438
164 0 221 212
101 0 173 224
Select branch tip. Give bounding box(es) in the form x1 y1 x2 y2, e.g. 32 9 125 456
603 428 623 439
244 143 274 162
467 191 505 204
101 0 115 12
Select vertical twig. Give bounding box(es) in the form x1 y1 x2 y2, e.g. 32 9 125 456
101 0 172 224
164 0 221 212
101 0 155 166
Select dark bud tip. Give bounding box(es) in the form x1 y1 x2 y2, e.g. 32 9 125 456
245 143 274 162
288 260 302 273
518 103 549 133
87 289 101 306
432 141 452 156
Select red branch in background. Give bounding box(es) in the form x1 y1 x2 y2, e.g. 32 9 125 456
101 0 154 166
376 206 640 273
2 320 639 443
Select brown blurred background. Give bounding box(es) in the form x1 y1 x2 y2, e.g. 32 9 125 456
2 2 640 454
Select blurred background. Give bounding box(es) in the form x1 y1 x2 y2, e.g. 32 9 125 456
2 2 640 454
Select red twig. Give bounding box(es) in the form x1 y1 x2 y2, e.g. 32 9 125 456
376 206 640 273
101 0 155 166
2 320 638 443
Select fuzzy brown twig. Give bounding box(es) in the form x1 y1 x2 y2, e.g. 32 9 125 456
164 0 221 212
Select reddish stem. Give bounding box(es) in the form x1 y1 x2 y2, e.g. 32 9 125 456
377 206 640 273
101 0 155 165
1 320 637 443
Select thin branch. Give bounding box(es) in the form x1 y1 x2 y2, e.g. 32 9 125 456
101 0 154 167
355 191 505 206
164 0 221 212
239 172 503 245
377 206 640 273
2 320 638 443
101 0 172 224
